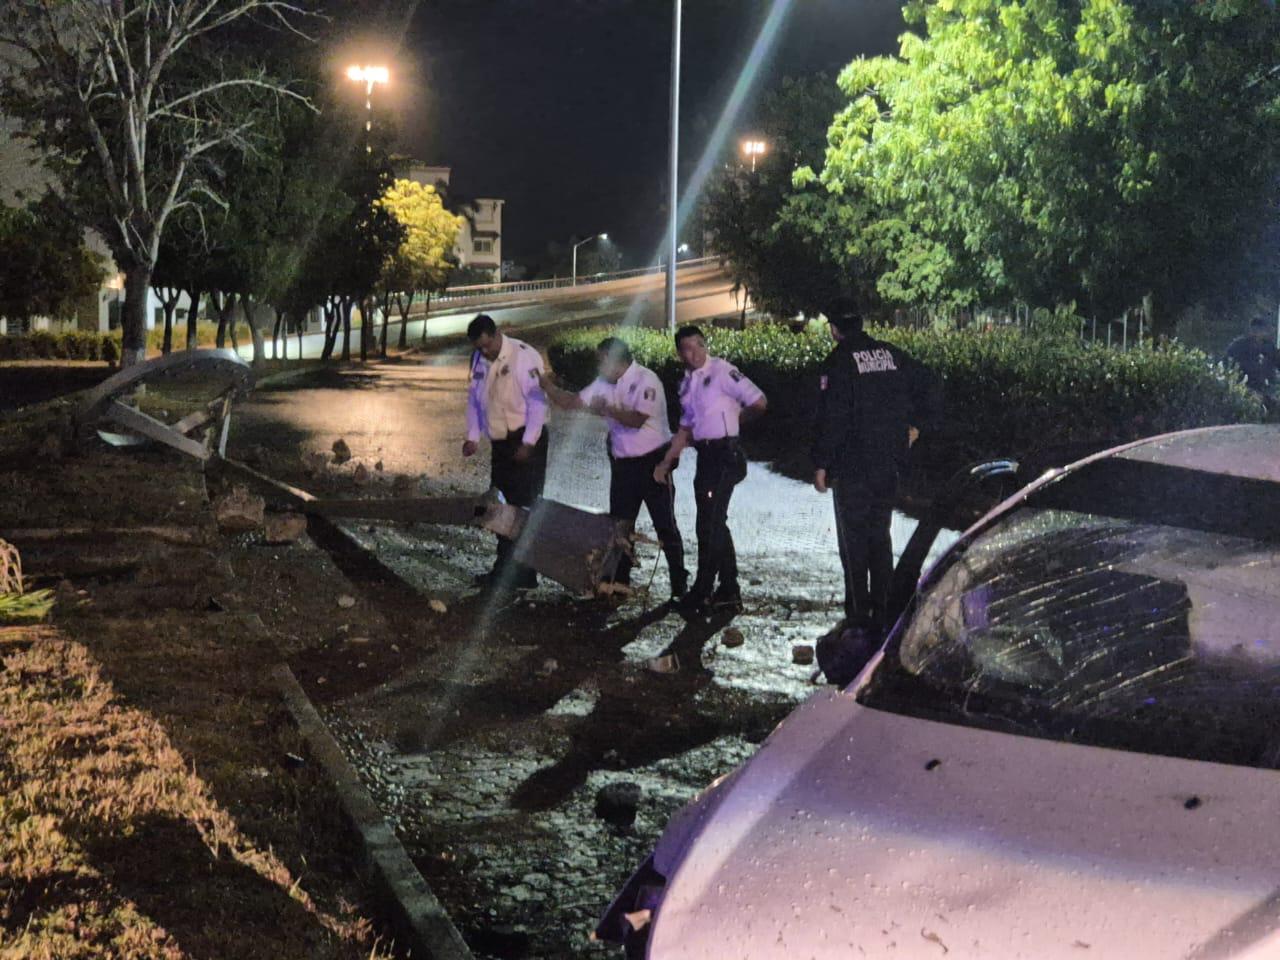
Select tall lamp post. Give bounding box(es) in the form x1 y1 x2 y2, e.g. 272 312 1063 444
572 233 608 286
741 138 767 172
346 64 389 153
665 0 682 332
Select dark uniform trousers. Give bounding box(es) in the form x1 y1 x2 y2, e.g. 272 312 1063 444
832 476 894 628
692 438 748 595
608 444 686 586
489 426 549 583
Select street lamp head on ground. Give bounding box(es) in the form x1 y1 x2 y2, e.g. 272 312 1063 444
572 233 608 286
346 64 389 152
741 138 767 172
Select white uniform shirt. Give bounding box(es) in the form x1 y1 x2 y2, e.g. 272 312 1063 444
578 361 672 458
677 356 765 442
466 335 548 444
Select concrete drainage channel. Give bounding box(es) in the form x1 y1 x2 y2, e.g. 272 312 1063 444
275 661 475 960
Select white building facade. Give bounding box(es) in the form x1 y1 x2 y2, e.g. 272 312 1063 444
400 162 505 284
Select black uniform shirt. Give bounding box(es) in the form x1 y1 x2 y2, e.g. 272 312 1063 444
811 331 940 491
1225 335 1279 392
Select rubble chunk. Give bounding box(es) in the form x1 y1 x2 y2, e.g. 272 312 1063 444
722 627 745 648
594 781 642 830
213 485 265 534
792 644 815 666
337 594 357 609
331 438 352 464
263 512 307 544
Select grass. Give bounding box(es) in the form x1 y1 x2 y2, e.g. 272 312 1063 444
0 627 393 959
0 590 55 623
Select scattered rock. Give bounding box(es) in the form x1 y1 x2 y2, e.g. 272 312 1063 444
595 781 642 830
353 463 371 485
337 594 357 609
331 438 352 464
792 644 815 666
374 460 384 472
263 512 307 544
392 474 417 494
538 657 559 676
213 485 265 534
303 450 329 475
646 654 679 674
722 627 745 648
347 636 371 645
429 598 448 615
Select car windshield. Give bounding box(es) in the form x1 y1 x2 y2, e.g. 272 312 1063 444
860 472 1280 769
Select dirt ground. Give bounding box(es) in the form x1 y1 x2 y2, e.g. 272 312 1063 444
230 340 956 959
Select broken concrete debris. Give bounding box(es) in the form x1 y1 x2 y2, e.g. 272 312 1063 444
331 438 352 464
721 627 745 648
213 485 265 534
792 644 815 666
594 781 641 831
353 463 371 485
337 594 357 609
263 512 307 544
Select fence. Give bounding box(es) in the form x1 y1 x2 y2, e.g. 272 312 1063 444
890 303 1149 351
430 256 718 307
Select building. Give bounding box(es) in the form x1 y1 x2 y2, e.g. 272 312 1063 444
400 162 505 284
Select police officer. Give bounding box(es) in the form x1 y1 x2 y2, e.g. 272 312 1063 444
463 314 549 591
541 337 689 599
1224 317 1279 399
812 304 939 630
654 325 767 612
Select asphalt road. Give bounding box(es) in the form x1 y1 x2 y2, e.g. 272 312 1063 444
232 333 959 958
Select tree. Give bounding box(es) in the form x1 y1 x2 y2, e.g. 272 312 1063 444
375 179 463 354
809 0 1280 327
0 198 105 330
701 74 872 319
0 0 313 365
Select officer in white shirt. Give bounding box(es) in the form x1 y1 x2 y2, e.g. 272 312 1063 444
542 337 688 600
655 325 767 612
463 314 549 590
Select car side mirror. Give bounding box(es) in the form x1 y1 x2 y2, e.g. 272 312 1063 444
885 459 1020 626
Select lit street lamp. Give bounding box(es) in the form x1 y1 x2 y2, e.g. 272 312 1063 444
741 138 767 172
572 233 608 286
346 64 389 153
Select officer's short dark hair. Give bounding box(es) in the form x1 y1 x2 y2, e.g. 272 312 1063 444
596 336 632 364
674 325 704 349
467 314 497 340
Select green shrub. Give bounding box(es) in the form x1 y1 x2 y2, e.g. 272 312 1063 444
146 320 221 350
0 330 122 363
548 323 1263 466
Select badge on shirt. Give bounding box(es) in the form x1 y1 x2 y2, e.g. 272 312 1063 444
729 368 743 382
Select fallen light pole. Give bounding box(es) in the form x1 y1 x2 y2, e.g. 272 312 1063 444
75 350 633 596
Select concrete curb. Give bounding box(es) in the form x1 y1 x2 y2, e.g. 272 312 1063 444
271 663 474 960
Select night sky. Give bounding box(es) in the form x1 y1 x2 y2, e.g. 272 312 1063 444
377 0 904 264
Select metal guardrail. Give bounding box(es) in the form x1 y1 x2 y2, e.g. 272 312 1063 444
431 256 718 306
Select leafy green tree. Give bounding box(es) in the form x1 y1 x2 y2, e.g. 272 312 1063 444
0 198 105 330
0 0 314 365
375 179 464 354
808 0 1280 328
702 74 872 319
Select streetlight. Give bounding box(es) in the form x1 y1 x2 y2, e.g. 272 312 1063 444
665 0 682 332
346 64 389 153
572 233 608 286
741 138 767 172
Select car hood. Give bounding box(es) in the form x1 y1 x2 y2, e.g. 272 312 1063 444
649 689 1280 960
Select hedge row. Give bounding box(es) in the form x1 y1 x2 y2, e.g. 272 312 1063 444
0 330 121 363
547 323 1264 465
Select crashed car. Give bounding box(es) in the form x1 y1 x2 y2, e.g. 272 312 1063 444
599 424 1280 959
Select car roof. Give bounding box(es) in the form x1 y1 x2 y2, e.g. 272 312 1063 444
1115 424 1280 484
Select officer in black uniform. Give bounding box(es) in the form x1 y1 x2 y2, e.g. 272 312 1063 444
812 304 940 631
1224 317 1279 400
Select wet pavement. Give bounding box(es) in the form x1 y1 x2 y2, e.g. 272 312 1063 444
234 350 957 959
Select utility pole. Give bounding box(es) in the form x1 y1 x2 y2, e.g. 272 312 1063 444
665 0 682 333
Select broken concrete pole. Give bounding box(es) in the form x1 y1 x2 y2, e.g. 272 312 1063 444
264 512 308 544
595 781 642 830
331 438 352 464
213 485 265 534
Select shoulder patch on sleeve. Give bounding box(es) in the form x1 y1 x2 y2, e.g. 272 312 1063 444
729 368 743 382
644 387 655 401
